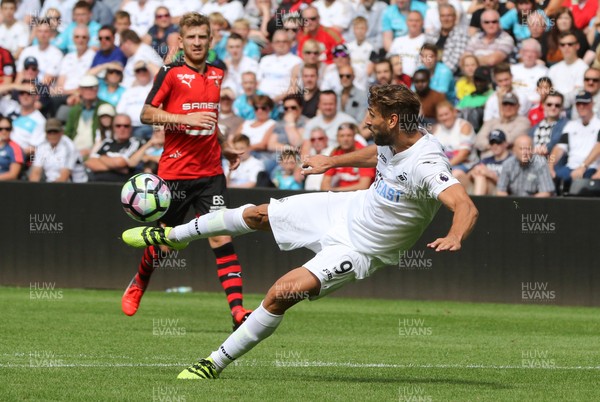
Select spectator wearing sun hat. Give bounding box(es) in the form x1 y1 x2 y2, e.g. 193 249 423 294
64 74 111 159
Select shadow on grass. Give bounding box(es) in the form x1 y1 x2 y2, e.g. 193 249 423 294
237 371 512 390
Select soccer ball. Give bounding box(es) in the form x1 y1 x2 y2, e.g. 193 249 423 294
121 173 171 222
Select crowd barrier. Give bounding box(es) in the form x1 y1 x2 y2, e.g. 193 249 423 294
1 181 599 306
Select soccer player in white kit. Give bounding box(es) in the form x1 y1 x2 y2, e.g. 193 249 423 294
122 84 479 379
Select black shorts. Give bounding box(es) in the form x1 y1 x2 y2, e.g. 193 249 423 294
159 175 229 226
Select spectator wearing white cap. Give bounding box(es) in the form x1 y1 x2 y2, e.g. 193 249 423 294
29 118 88 183
16 20 63 86
116 61 154 140
64 74 111 158
93 103 115 146
0 0 29 60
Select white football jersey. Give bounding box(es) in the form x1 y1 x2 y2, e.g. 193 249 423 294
341 132 459 266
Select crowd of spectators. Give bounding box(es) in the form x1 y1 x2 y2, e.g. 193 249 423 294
1 0 600 196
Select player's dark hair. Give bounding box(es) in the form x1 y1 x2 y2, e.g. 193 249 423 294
369 85 421 133
120 29 141 44
180 12 211 35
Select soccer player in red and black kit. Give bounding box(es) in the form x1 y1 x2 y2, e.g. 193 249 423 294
121 12 252 329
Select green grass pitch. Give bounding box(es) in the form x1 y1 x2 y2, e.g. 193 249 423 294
2 287 599 401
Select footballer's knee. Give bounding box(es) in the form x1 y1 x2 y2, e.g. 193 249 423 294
242 204 270 231
263 268 320 315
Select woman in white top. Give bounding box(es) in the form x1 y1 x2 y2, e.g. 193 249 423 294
433 101 478 187
233 94 277 172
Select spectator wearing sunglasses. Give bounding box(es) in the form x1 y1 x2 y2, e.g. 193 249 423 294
297 6 344 65
464 9 514 68
85 113 142 182
91 25 128 67
529 91 568 159
571 68 600 120
142 6 179 60
548 32 589 109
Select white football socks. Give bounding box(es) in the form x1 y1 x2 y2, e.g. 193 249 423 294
168 204 255 242
210 302 284 372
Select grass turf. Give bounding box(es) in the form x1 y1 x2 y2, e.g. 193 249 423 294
1 287 599 401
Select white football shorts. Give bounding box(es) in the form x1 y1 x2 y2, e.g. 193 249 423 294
268 191 378 299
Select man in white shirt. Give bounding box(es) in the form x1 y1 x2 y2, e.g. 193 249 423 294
10 85 47 159
121 0 161 37
510 39 548 105
53 25 96 97
571 68 600 120
388 11 426 78
224 33 258 96
119 29 163 88
16 21 63 86
484 63 530 122
0 0 29 59
200 0 244 27
549 91 600 188
120 84 478 381
257 30 302 102
548 32 589 109
312 0 353 33
29 118 87 183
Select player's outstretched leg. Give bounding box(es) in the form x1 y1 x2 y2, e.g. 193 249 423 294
122 245 163 316
122 204 269 248
177 267 320 379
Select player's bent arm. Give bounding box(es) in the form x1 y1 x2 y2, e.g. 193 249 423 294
428 184 479 252
302 144 378 175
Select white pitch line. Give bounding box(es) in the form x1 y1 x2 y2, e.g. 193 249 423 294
1 361 599 370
